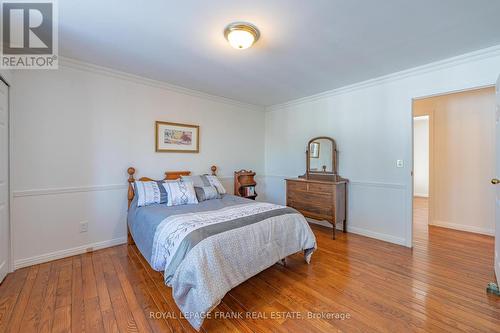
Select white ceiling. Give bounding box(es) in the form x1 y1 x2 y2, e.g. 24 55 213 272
59 0 500 106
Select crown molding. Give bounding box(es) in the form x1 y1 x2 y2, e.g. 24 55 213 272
267 44 500 111
59 57 265 112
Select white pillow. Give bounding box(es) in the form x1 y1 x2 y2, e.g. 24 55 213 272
162 180 198 206
135 181 162 207
205 175 226 194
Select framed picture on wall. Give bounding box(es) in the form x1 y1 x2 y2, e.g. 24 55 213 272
155 121 200 153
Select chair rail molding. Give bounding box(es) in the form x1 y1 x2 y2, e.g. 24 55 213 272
13 184 128 197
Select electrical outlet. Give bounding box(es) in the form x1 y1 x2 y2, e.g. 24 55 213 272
396 160 404 168
80 221 88 233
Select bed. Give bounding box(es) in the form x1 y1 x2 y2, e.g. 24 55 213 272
126 166 317 330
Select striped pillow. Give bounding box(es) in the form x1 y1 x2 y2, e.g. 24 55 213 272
134 181 167 207
181 175 212 188
182 175 225 200
194 186 220 202
205 175 226 194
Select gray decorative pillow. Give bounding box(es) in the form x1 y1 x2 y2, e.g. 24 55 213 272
181 175 212 187
182 175 222 201
194 186 221 202
205 175 227 194
155 181 168 204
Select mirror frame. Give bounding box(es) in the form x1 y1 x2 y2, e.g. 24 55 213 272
306 136 338 178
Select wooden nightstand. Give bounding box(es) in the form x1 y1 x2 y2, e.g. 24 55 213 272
234 170 257 200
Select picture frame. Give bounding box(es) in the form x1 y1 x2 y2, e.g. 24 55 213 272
309 141 320 158
155 121 200 153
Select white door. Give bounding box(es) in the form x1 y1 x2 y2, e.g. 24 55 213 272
495 75 500 287
0 81 9 283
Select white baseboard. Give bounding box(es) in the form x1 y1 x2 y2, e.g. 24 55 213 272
306 218 406 246
348 227 407 246
413 193 429 198
14 237 127 269
429 220 494 236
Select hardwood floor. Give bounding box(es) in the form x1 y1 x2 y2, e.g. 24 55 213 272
1 199 499 332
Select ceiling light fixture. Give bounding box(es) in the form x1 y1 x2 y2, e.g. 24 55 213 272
224 22 260 50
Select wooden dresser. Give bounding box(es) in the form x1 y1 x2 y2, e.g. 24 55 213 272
286 177 347 239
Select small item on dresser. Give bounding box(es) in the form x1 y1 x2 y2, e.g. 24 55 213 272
234 169 257 200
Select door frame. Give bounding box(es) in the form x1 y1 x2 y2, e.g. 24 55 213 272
0 74 12 276
410 84 495 246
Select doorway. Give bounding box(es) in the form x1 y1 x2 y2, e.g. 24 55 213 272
412 87 496 239
413 115 430 234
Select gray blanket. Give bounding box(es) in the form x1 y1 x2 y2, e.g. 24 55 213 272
128 195 317 330
128 194 255 267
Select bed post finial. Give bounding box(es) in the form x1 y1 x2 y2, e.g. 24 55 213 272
211 165 217 176
127 167 136 209
127 167 136 246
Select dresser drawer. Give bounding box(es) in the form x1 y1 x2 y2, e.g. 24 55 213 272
287 180 307 192
288 200 334 220
307 182 334 194
287 190 332 205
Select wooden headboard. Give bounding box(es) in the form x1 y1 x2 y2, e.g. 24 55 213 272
127 165 218 208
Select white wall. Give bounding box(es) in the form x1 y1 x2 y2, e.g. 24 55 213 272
11 60 265 268
414 88 496 235
9 46 500 267
413 116 429 197
264 45 500 247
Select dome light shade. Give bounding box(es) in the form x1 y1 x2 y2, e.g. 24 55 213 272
224 22 260 49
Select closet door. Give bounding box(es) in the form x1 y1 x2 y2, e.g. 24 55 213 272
0 81 9 282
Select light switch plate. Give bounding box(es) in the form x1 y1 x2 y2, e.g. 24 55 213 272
396 160 404 168
80 221 88 233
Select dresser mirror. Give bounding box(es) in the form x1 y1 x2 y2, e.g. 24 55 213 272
308 138 334 173
303 136 339 180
